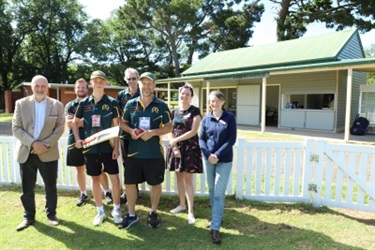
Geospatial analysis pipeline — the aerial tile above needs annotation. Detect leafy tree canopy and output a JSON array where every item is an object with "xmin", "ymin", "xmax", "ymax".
[{"xmin": 271, "ymin": 0, "xmax": 375, "ymax": 41}]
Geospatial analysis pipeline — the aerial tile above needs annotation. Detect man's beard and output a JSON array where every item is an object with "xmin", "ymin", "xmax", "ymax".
[
  {"xmin": 77, "ymin": 92, "xmax": 87, "ymax": 98},
  {"xmin": 34, "ymin": 92, "xmax": 46, "ymax": 99}
]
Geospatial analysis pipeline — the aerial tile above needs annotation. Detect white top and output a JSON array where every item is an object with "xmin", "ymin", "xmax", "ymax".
[{"xmin": 33, "ymin": 99, "xmax": 47, "ymax": 139}]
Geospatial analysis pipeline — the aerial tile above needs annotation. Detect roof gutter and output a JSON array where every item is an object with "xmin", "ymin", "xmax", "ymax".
[{"xmin": 158, "ymin": 58, "xmax": 375, "ymax": 84}]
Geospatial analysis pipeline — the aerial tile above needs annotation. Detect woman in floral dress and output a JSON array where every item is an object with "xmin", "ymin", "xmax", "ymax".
[{"xmin": 166, "ymin": 84, "xmax": 203, "ymax": 224}]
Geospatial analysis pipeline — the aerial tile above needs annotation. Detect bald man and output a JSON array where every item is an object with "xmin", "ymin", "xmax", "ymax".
[{"xmin": 12, "ymin": 75, "xmax": 65, "ymax": 231}]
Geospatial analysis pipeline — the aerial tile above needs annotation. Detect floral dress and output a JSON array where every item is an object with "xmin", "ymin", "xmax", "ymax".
[{"xmin": 166, "ymin": 105, "xmax": 203, "ymax": 173}]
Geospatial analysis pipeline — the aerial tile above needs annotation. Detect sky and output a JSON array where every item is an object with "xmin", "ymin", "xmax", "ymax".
[{"xmin": 79, "ymin": 0, "xmax": 374, "ymax": 49}]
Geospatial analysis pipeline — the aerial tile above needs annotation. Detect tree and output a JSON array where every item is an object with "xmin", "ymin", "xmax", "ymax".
[
  {"xmin": 0, "ymin": 0, "xmax": 88, "ymax": 89},
  {"xmin": 118, "ymin": 0, "xmax": 202, "ymax": 77},
  {"xmin": 118, "ymin": 0, "xmax": 264, "ymax": 77},
  {"xmin": 0, "ymin": 0, "xmax": 35, "ymax": 91},
  {"xmin": 270, "ymin": 0, "xmax": 375, "ymax": 41},
  {"xmin": 202, "ymin": 1, "xmax": 264, "ymax": 53},
  {"xmin": 22, "ymin": 0, "xmax": 88, "ymax": 83}
]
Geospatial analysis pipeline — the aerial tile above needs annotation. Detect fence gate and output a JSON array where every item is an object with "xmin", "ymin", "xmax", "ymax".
[{"xmin": 306, "ymin": 139, "xmax": 375, "ymax": 213}]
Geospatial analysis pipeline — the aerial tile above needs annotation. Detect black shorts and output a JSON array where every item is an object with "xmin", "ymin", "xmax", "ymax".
[
  {"xmin": 84, "ymin": 153, "xmax": 119, "ymax": 176},
  {"xmin": 125, "ymin": 158, "xmax": 165, "ymax": 186},
  {"xmin": 66, "ymin": 146, "xmax": 85, "ymax": 167}
]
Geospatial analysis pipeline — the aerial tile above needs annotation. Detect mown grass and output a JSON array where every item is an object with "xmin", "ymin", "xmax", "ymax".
[
  {"xmin": 1, "ymin": 184, "xmax": 374, "ymax": 250},
  {"xmin": 0, "ymin": 113, "xmax": 13, "ymax": 122}
]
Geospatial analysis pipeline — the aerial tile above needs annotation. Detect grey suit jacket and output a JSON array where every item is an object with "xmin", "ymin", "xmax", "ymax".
[{"xmin": 12, "ymin": 96, "xmax": 65, "ymax": 163}]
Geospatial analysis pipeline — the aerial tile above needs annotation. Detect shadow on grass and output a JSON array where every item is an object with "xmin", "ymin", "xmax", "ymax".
[
  {"xmin": 224, "ymin": 196, "xmax": 375, "ymax": 227},
  {"xmin": 33, "ymin": 220, "xmax": 127, "ymax": 249}
]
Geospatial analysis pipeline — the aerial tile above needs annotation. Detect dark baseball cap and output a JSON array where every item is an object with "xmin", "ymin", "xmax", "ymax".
[
  {"xmin": 139, "ymin": 72, "xmax": 156, "ymax": 82},
  {"xmin": 90, "ymin": 70, "xmax": 107, "ymax": 80}
]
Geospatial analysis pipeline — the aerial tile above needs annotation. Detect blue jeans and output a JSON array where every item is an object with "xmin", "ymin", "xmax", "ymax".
[{"xmin": 203, "ymin": 158, "xmax": 232, "ymax": 231}]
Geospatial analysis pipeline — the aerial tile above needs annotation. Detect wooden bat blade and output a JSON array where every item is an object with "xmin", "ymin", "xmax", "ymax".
[{"xmin": 82, "ymin": 126, "xmax": 119, "ymax": 148}]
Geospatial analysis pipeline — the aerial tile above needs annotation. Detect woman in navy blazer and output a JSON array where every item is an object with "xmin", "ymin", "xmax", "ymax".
[{"xmin": 199, "ymin": 90, "xmax": 237, "ymax": 244}]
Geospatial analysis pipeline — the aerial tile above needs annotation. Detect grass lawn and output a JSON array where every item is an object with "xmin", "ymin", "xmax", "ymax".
[
  {"xmin": 1, "ymin": 185, "xmax": 374, "ymax": 249},
  {"xmin": 0, "ymin": 113, "xmax": 13, "ymax": 122}
]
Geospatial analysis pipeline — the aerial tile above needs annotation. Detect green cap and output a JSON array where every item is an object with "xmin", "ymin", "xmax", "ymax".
[
  {"xmin": 90, "ymin": 70, "xmax": 107, "ymax": 80},
  {"xmin": 139, "ymin": 72, "xmax": 156, "ymax": 82}
]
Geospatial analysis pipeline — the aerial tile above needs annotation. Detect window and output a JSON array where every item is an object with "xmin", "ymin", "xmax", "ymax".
[{"xmin": 282, "ymin": 94, "xmax": 334, "ymax": 110}]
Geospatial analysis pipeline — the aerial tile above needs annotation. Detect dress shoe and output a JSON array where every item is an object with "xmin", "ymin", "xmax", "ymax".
[
  {"xmin": 47, "ymin": 215, "xmax": 60, "ymax": 226},
  {"xmin": 16, "ymin": 219, "xmax": 34, "ymax": 231},
  {"xmin": 210, "ymin": 230, "xmax": 221, "ymax": 244}
]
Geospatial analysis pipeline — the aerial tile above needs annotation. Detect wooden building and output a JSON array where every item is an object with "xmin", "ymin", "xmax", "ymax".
[{"xmin": 158, "ymin": 29, "xmax": 375, "ymax": 141}]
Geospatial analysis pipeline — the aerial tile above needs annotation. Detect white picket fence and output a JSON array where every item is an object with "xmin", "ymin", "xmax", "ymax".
[{"xmin": 1, "ymin": 136, "xmax": 374, "ymax": 213}]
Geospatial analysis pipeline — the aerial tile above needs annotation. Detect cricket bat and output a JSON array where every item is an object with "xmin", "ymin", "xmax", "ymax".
[{"xmin": 82, "ymin": 126, "xmax": 119, "ymax": 148}]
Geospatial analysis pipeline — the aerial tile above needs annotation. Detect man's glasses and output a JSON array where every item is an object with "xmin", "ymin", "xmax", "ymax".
[{"xmin": 126, "ymin": 77, "xmax": 137, "ymax": 81}]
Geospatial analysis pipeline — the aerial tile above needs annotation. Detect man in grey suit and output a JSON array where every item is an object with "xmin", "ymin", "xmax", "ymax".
[{"xmin": 12, "ymin": 75, "xmax": 65, "ymax": 231}]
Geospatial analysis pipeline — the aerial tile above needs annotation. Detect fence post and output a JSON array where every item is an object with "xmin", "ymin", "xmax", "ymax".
[
  {"xmin": 302, "ymin": 138, "xmax": 313, "ymax": 204},
  {"xmin": 236, "ymin": 138, "xmax": 245, "ymax": 200}
]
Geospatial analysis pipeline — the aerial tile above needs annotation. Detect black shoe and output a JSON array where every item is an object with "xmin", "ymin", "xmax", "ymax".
[
  {"xmin": 148, "ymin": 211, "xmax": 161, "ymax": 228},
  {"xmin": 47, "ymin": 215, "xmax": 60, "ymax": 226},
  {"xmin": 76, "ymin": 194, "xmax": 88, "ymax": 207},
  {"xmin": 120, "ymin": 192, "xmax": 127, "ymax": 205},
  {"xmin": 118, "ymin": 214, "xmax": 139, "ymax": 229},
  {"xmin": 210, "ymin": 230, "xmax": 221, "ymax": 244},
  {"xmin": 16, "ymin": 219, "xmax": 35, "ymax": 231},
  {"xmin": 105, "ymin": 192, "xmax": 113, "ymax": 205}
]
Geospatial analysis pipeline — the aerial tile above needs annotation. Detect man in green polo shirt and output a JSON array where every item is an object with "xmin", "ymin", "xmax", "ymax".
[
  {"xmin": 116, "ymin": 67, "xmax": 141, "ymax": 204},
  {"xmin": 65, "ymin": 78, "xmax": 113, "ymax": 207},
  {"xmin": 71, "ymin": 70, "xmax": 122, "ymax": 227},
  {"xmin": 119, "ymin": 72, "xmax": 172, "ymax": 229}
]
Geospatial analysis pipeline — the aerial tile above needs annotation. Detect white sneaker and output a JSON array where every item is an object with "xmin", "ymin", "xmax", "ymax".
[
  {"xmin": 111, "ymin": 209, "xmax": 123, "ymax": 224},
  {"xmin": 93, "ymin": 212, "xmax": 106, "ymax": 226},
  {"xmin": 188, "ymin": 213, "xmax": 195, "ymax": 224},
  {"xmin": 170, "ymin": 206, "xmax": 186, "ymax": 214}
]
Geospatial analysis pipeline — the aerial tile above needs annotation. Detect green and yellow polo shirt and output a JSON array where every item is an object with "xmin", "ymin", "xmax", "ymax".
[
  {"xmin": 122, "ymin": 96, "xmax": 171, "ymax": 159},
  {"xmin": 65, "ymin": 99, "xmax": 85, "ymax": 147},
  {"xmin": 116, "ymin": 87, "xmax": 140, "ymax": 138},
  {"xmin": 75, "ymin": 94, "xmax": 120, "ymax": 154}
]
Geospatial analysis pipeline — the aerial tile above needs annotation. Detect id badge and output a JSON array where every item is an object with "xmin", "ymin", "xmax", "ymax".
[
  {"xmin": 92, "ymin": 114, "xmax": 101, "ymax": 127},
  {"xmin": 139, "ymin": 117, "xmax": 150, "ymax": 130}
]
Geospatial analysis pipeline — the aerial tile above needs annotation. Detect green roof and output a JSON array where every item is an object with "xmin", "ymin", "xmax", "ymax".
[{"xmin": 182, "ymin": 29, "xmax": 359, "ymax": 76}]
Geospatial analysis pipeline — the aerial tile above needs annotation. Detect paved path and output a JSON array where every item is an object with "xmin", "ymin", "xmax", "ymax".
[
  {"xmin": 237, "ymin": 125, "xmax": 375, "ymax": 144},
  {"xmin": 0, "ymin": 122, "xmax": 12, "ymax": 136}
]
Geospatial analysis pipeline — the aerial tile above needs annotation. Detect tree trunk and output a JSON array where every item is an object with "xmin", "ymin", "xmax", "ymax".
[{"xmin": 276, "ymin": 0, "xmax": 292, "ymax": 41}]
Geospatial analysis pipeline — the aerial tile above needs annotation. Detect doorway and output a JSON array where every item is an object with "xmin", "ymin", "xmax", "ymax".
[{"xmin": 266, "ymin": 85, "xmax": 280, "ymax": 126}]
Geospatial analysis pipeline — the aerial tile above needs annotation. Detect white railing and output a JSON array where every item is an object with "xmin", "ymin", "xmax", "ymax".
[{"xmin": 1, "ymin": 137, "xmax": 374, "ymax": 213}]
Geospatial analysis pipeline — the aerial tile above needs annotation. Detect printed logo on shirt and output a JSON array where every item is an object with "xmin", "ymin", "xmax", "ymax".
[
  {"xmin": 151, "ymin": 107, "xmax": 159, "ymax": 113},
  {"xmin": 131, "ymin": 106, "xmax": 141, "ymax": 113},
  {"xmin": 102, "ymin": 104, "xmax": 109, "ymax": 111},
  {"xmin": 84, "ymin": 105, "xmax": 93, "ymax": 112}
]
